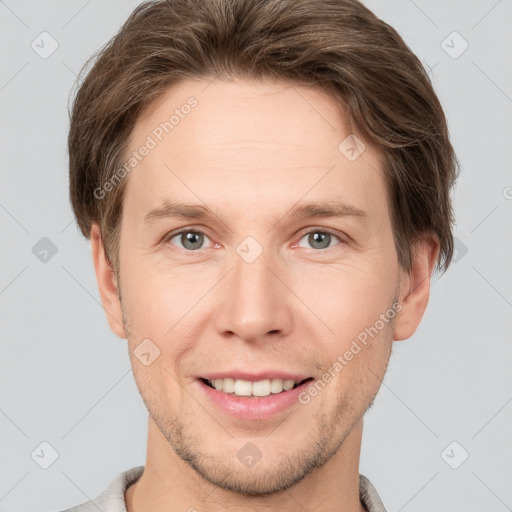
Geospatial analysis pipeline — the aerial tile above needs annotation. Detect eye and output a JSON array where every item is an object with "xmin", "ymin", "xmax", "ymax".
[
  {"xmin": 295, "ymin": 229, "xmax": 345, "ymax": 251},
  {"xmin": 166, "ymin": 229, "xmax": 213, "ymax": 251},
  {"xmin": 164, "ymin": 227, "xmax": 345, "ymax": 253}
]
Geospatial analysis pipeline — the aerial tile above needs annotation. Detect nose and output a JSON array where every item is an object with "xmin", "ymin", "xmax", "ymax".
[{"xmin": 214, "ymin": 245, "xmax": 293, "ymax": 344}]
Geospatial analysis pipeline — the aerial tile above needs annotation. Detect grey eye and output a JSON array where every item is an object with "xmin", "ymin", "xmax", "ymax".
[
  {"xmin": 170, "ymin": 231, "xmax": 209, "ymax": 251},
  {"xmin": 297, "ymin": 231, "xmax": 340, "ymax": 250}
]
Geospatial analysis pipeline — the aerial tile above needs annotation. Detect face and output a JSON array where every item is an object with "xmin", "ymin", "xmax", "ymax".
[{"xmin": 108, "ymin": 78, "xmax": 407, "ymax": 494}]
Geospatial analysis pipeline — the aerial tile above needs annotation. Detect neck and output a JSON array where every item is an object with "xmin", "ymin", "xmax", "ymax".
[{"xmin": 126, "ymin": 417, "xmax": 367, "ymax": 512}]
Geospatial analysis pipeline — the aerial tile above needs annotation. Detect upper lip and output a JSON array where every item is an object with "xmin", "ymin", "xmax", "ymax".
[{"xmin": 198, "ymin": 371, "xmax": 312, "ymax": 383}]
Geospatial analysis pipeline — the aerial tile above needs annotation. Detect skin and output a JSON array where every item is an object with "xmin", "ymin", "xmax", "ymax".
[{"xmin": 90, "ymin": 78, "xmax": 439, "ymax": 512}]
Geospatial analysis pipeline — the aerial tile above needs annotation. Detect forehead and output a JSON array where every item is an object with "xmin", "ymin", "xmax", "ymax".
[{"xmin": 123, "ymin": 78, "xmax": 387, "ymax": 222}]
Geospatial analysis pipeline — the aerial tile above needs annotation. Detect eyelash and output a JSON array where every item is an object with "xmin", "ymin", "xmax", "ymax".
[{"xmin": 163, "ymin": 227, "xmax": 346, "ymax": 254}]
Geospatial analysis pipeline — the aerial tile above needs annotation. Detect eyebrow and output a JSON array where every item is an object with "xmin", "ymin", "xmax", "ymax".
[{"xmin": 142, "ymin": 200, "xmax": 367, "ymax": 225}]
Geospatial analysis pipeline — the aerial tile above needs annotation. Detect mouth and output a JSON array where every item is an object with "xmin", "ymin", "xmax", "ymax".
[
  {"xmin": 196, "ymin": 374, "xmax": 316, "ymax": 420},
  {"xmin": 198, "ymin": 377, "xmax": 314, "ymax": 398}
]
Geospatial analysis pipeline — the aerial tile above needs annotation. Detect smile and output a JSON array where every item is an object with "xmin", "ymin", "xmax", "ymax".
[
  {"xmin": 200, "ymin": 377, "xmax": 313, "ymax": 398},
  {"xmin": 196, "ymin": 375, "xmax": 315, "ymax": 421}
]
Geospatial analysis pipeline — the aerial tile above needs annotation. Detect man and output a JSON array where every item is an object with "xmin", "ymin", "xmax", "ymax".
[{"xmin": 64, "ymin": 0, "xmax": 459, "ymax": 510}]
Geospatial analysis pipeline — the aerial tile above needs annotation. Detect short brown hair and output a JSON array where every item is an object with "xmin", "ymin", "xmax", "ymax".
[{"xmin": 68, "ymin": 0, "xmax": 459, "ymax": 276}]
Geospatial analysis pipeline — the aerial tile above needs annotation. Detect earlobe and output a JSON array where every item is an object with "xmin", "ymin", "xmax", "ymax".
[
  {"xmin": 90, "ymin": 223, "xmax": 127, "ymax": 339},
  {"xmin": 393, "ymin": 235, "xmax": 440, "ymax": 341}
]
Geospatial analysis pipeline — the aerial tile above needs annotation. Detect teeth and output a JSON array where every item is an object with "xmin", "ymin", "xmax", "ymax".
[{"xmin": 209, "ymin": 378, "xmax": 299, "ymax": 397}]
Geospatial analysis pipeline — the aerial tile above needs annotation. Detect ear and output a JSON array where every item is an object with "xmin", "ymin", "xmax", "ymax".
[
  {"xmin": 90, "ymin": 223, "xmax": 127, "ymax": 339},
  {"xmin": 393, "ymin": 234, "xmax": 440, "ymax": 341}
]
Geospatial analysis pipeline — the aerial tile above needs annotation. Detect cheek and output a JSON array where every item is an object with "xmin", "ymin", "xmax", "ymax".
[
  {"xmin": 120, "ymin": 260, "xmax": 191, "ymax": 333},
  {"xmin": 319, "ymin": 319, "xmax": 394, "ymax": 412},
  {"xmin": 120, "ymin": 236, "xmax": 398, "ymax": 346},
  {"xmin": 292, "ymin": 263, "xmax": 397, "ymax": 345},
  {"xmin": 120, "ymin": 266, "xmax": 202, "ymax": 377},
  {"xmin": 128, "ymin": 332, "xmax": 185, "ymax": 408}
]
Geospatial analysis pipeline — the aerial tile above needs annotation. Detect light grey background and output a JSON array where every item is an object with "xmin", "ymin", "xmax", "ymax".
[{"xmin": 1, "ymin": 1, "xmax": 511, "ymax": 511}]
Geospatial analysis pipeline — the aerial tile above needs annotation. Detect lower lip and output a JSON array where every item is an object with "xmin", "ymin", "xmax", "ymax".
[{"xmin": 196, "ymin": 379, "xmax": 313, "ymax": 421}]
